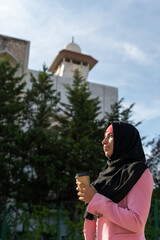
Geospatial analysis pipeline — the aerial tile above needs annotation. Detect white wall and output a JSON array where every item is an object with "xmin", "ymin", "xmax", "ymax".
[{"xmin": 26, "ymin": 70, "xmax": 118, "ymax": 119}]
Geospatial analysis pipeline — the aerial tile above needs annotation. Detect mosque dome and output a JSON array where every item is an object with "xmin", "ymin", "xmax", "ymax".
[{"xmin": 64, "ymin": 38, "xmax": 81, "ymax": 53}]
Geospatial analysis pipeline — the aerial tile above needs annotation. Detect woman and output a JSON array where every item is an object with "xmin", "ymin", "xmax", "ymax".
[{"xmin": 76, "ymin": 122, "xmax": 153, "ymax": 240}]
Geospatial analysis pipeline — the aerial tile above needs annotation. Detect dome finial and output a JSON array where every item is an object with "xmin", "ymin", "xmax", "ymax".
[{"xmin": 64, "ymin": 38, "xmax": 81, "ymax": 53}]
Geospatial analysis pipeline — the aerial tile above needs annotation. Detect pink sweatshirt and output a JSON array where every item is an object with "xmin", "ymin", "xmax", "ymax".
[{"xmin": 84, "ymin": 169, "xmax": 153, "ymax": 240}]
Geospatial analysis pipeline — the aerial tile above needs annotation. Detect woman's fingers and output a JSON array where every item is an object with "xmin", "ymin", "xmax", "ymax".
[
  {"xmin": 76, "ymin": 182, "xmax": 97, "ymax": 203},
  {"xmin": 77, "ymin": 190, "xmax": 85, "ymax": 201},
  {"xmin": 76, "ymin": 181, "xmax": 87, "ymax": 193},
  {"xmin": 76, "ymin": 181, "xmax": 86, "ymax": 188},
  {"xmin": 77, "ymin": 191, "xmax": 84, "ymax": 196},
  {"xmin": 79, "ymin": 196, "xmax": 85, "ymax": 201}
]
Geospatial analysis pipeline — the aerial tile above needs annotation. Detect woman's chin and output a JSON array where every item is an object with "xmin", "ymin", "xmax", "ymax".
[{"xmin": 105, "ymin": 152, "xmax": 110, "ymax": 158}]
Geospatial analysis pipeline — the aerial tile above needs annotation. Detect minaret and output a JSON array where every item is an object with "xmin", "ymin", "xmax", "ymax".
[{"xmin": 48, "ymin": 38, "xmax": 98, "ymax": 79}]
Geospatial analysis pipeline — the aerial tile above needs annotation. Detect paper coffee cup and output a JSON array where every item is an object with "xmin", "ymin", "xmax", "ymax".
[{"xmin": 75, "ymin": 172, "xmax": 90, "ymax": 186}]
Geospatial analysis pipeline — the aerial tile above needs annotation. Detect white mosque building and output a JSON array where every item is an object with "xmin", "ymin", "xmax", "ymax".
[{"xmin": 0, "ymin": 34, "xmax": 118, "ymax": 119}]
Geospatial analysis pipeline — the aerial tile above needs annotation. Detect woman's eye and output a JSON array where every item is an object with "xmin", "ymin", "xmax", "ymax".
[{"xmin": 109, "ymin": 135, "xmax": 113, "ymax": 139}]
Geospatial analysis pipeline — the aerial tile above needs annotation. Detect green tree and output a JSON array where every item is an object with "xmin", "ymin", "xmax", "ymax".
[
  {"xmin": 105, "ymin": 97, "xmax": 141, "ymax": 126},
  {"xmin": 146, "ymin": 136, "xmax": 160, "ymax": 188},
  {"xmin": 0, "ymin": 59, "xmax": 26, "ymax": 207},
  {"xmin": 60, "ymin": 70, "xmax": 105, "ymax": 201},
  {"xmin": 23, "ymin": 65, "xmax": 62, "ymax": 205}
]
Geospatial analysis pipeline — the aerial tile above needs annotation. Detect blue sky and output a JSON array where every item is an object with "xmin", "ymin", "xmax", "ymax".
[{"xmin": 1, "ymin": 0, "xmax": 160, "ymax": 150}]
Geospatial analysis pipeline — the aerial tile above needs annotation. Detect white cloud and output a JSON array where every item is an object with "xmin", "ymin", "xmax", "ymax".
[
  {"xmin": 121, "ymin": 42, "xmax": 147, "ymax": 63},
  {"xmin": 0, "ymin": 0, "xmax": 152, "ymax": 69},
  {"xmin": 113, "ymin": 41, "xmax": 147, "ymax": 63},
  {"xmin": 0, "ymin": 0, "xmax": 103, "ymax": 70},
  {"xmin": 127, "ymin": 100, "xmax": 160, "ymax": 122}
]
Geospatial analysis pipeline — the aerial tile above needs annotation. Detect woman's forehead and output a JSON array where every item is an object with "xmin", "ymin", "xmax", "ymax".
[{"xmin": 105, "ymin": 124, "xmax": 113, "ymax": 134}]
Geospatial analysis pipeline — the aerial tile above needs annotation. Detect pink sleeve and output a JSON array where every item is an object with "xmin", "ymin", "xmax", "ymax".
[
  {"xmin": 87, "ymin": 169, "xmax": 153, "ymax": 233},
  {"xmin": 83, "ymin": 219, "xmax": 96, "ymax": 240}
]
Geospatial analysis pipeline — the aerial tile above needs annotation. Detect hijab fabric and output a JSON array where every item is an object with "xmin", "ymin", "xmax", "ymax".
[{"xmin": 85, "ymin": 122, "xmax": 148, "ymax": 220}]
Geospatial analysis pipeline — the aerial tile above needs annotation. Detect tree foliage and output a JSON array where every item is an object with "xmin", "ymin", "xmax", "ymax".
[
  {"xmin": 0, "ymin": 59, "xmax": 26, "ymax": 207},
  {"xmin": 105, "ymin": 97, "xmax": 141, "ymax": 126},
  {"xmin": 146, "ymin": 136, "xmax": 160, "ymax": 188},
  {"xmin": 0, "ymin": 62, "xmax": 146, "ymax": 205},
  {"xmin": 22, "ymin": 65, "xmax": 63, "ymax": 205},
  {"xmin": 60, "ymin": 70, "xmax": 105, "ymax": 200}
]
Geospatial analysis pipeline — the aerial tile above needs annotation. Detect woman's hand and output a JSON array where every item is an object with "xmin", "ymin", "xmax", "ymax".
[{"xmin": 76, "ymin": 181, "xmax": 97, "ymax": 203}]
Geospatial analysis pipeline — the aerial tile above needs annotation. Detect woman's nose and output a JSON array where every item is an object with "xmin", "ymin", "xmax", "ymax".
[{"xmin": 102, "ymin": 138, "xmax": 107, "ymax": 144}]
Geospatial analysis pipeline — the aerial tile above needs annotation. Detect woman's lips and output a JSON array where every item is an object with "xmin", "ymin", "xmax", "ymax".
[{"xmin": 104, "ymin": 146, "xmax": 110, "ymax": 151}]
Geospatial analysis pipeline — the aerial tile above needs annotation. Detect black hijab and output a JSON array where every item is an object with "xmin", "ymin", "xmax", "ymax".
[{"xmin": 85, "ymin": 122, "xmax": 148, "ymax": 220}]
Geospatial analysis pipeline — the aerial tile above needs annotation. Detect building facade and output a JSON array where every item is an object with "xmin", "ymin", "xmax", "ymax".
[{"xmin": 0, "ymin": 34, "xmax": 118, "ymax": 118}]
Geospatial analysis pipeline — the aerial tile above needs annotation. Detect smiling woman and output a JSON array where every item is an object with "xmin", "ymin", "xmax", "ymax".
[{"xmin": 76, "ymin": 122, "xmax": 153, "ymax": 240}]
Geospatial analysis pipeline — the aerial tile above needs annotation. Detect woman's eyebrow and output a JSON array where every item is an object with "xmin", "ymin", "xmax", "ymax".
[
  {"xmin": 104, "ymin": 133, "xmax": 113, "ymax": 138},
  {"xmin": 108, "ymin": 133, "xmax": 114, "ymax": 137}
]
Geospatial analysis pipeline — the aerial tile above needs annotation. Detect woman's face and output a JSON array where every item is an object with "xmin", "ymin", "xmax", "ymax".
[{"xmin": 102, "ymin": 132, "xmax": 114, "ymax": 158}]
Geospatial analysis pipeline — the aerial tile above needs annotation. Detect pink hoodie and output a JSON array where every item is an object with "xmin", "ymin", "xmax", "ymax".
[{"xmin": 83, "ymin": 168, "xmax": 153, "ymax": 240}]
